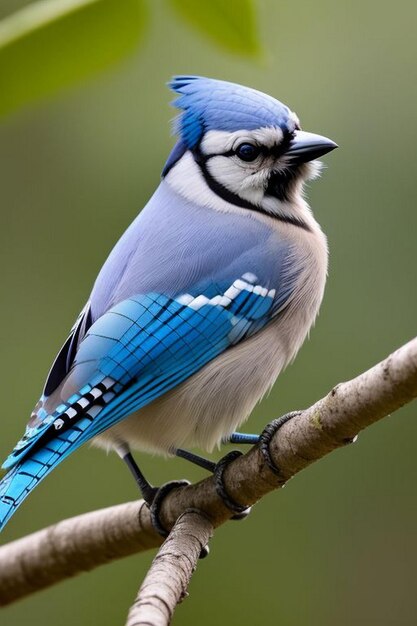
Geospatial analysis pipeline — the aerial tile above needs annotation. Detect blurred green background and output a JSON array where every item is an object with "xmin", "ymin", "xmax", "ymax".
[{"xmin": 0, "ymin": 0, "xmax": 416, "ymax": 624}]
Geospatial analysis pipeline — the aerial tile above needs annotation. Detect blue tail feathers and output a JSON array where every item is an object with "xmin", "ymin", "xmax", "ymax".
[{"xmin": 0, "ymin": 415, "xmax": 93, "ymax": 531}]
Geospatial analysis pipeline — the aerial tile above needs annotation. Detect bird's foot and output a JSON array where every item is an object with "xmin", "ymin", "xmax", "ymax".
[
  {"xmin": 148, "ymin": 479, "xmax": 191, "ymax": 536},
  {"xmin": 149, "ymin": 479, "xmax": 211, "ymax": 558},
  {"xmin": 120, "ymin": 448, "xmax": 208, "ymax": 556},
  {"xmin": 174, "ymin": 447, "xmax": 250, "ymax": 521},
  {"xmin": 213, "ymin": 450, "xmax": 251, "ymax": 520},
  {"xmin": 259, "ymin": 411, "xmax": 302, "ymax": 477}
]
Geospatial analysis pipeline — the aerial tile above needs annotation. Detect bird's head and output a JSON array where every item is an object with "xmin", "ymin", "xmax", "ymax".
[{"xmin": 163, "ymin": 76, "xmax": 337, "ymax": 227}]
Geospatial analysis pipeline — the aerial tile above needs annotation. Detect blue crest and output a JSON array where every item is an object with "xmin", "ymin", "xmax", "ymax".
[{"xmin": 169, "ymin": 75, "xmax": 295, "ymax": 149}]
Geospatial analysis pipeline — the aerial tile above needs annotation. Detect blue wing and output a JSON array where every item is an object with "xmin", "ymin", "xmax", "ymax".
[{"xmin": 0, "ymin": 275, "xmax": 281, "ymax": 529}]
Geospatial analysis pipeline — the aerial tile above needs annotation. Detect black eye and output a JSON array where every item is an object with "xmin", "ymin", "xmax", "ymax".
[{"xmin": 235, "ymin": 143, "xmax": 260, "ymax": 162}]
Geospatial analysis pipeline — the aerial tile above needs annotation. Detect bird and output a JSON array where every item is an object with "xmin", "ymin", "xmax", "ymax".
[{"xmin": 0, "ymin": 76, "xmax": 337, "ymax": 533}]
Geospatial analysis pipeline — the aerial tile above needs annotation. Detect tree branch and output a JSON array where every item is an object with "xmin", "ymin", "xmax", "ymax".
[
  {"xmin": 0, "ymin": 500, "xmax": 160, "ymax": 606},
  {"xmin": 0, "ymin": 336, "xmax": 416, "ymax": 607},
  {"xmin": 125, "ymin": 510, "xmax": 213, "ymax": 626}
]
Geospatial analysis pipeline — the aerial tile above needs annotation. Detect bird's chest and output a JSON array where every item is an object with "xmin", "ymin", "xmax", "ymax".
[{"xmin": 96, "ymin": 224, "xmax": 327, "ymax": 455}]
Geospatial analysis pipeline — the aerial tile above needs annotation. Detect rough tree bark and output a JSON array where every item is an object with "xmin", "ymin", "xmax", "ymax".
[
  {"xmin": 0, "ymin": 336, "xmax": 416, "ymax": 623},
  {"xmin": 126, "ymin": 510, "xmax": 213, "ymax": 626}
]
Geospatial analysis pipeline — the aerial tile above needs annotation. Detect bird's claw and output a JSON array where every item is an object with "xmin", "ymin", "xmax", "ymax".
[
  {"xmin": 214, "ymin": 450, "xmax": 251, "ymax": 520},
  {"xmin": 149, "ymin": 480, "xmax": 210, "ymax": 559},
  {"xmin": 149, "ymin": 479, "xmax": 191, "ymax": 538},
  {"xmin": 259, "ymin": 411, "xmax": 302, "ymax": 477}
]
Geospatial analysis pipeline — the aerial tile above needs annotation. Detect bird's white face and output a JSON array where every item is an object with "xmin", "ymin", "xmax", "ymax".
[
  {"xmin": 165, "ymin": 123, "xmax": 335, "ymax": 229},
  {"xmin": 198, "ymin": 125, "xmax": 320, "ymax": 209}
]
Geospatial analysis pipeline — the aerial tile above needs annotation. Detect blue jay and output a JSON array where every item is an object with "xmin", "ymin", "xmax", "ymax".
[{"xmin": 0, "ymin": 76, "xmax": 336, "ymax": 533}]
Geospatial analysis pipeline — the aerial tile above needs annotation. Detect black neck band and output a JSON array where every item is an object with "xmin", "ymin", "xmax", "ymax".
[{"xmin": 192, "ymin": 147, "xmax": 311, "ymax": 232}]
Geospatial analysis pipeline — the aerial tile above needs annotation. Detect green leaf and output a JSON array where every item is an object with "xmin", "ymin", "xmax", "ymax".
[
  {"xmin": 168, "ymin": 0, "xmax": 260, "ymax": 58},
  {"xmin": 0, "ymin": 0, "xmax": 148, "ymax": 118}
]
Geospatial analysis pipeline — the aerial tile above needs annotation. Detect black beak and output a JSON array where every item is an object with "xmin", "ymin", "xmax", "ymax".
[{"xmin": 286, "ymin": 130, "xmax": 338, "ymax": 164}]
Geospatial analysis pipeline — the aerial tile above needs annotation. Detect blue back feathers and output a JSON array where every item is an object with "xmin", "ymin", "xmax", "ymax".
[{"xmin": 169, "ymin": 75, "xmax": 296, "ymax": 149}]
